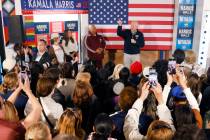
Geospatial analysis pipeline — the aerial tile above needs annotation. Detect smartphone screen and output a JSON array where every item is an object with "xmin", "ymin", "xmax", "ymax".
[
  {"xmin": 149, "ymin": 68, "xmax": 158, "ymax": 87},
  {"xmin": 20, "ymin": 71, "xmax": 26, "ymax": 83},
  {"xmin": 168, "ymin": 59, "xmax": 176, "ymax": 74},
  {"xmin": 178, "ymin": 65, "xmax": 184, "ymax": 74}
]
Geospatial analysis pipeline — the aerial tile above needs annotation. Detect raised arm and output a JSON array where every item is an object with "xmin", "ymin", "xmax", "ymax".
[
  {"xmin": 117, "ymin": 19, "xmax": 126, "ymax": 38},
  {"xmin": 162, "ymin": 72, "xmax": 173, "ymax": 104},
  {"xmin": 21, "ymin": 76, "xmax": 42, "ymax": 129},
  {"xmin": 123, "ymin": 82, "xmax": 150, "ymax": 140},
  {"xmin": 151, "ymin": 83, "xmax": 174, "ymax": 129},
  {"xmin": 176, "ymin": 69, "xmax": 200, "ymax": 111}
]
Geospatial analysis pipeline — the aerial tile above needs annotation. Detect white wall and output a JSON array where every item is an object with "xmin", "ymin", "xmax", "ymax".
[
  {"xmin": 80, "ymin": 14, "xmax": 89, "ymax": 63},
  {"xmin": 197, "ymin": 0, "xmax": 210, "ymax": 70},
  {"xmin": 192, "ymin": 0, "xmax": 204, "ymax": 54},
  {"xmin": 15, "ymin": 0, "xmax": 22, "ymax": 15},
  {"xmin": 172, "ymin": 0, "xmax": 179, "ymax": 52},
  {"xmin": 0, "ymin": 1, "xmax": 5, "ymax": 44}
]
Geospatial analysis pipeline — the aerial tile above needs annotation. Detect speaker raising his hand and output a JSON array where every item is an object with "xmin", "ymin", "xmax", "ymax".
[{"xmin": 117, "ymin": 19, "xmax": 123, "ymax": 26}]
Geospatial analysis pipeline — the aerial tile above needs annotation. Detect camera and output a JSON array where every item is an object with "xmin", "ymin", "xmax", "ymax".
[
  {"xmin": 149, "ymin": 68, "xmax": 158, "ymax": 87},
  {"xmin": 168, "ymin": 58, "xmax": 176, "ymax": 74}
]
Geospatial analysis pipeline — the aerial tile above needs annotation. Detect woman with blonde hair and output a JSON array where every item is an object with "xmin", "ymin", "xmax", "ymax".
[
  {"xmin": 0, "ymin": 72, "xmax": 28, "ymax": 119},
  {"xmin": 184, "ymin": 50, "xmax": 205, "ymax": 77},
  {"xmin": 56, "ymin": 108, "xmax": 85, "ymax": 140},
  {"xmin": 25, "ymin": 122, "xmax": 52, "ymax": 140},
  {"xmin": 1, "ymin": 101, "xmax": 19, "ymax": 122},
  {"xmin": 108, "ymin": 64, "xmax": 124, "ymax": 80},
  {"xmin": 75, "ymin": 72, "xmax": 91, "ymax": 83}
]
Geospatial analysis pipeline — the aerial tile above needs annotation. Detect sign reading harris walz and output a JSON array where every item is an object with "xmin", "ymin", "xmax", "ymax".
[
  {"xmin": 176, "ymin": 0, "xmax": 196, "ymax": 50},
  {"xmin": 65, "ymin": 21, "xmax": 78, "ymax": 31},
  {"xmin": 35, "ymin": 22, "xmax": 49, "ymax": 34},
  {"xmin": 21, "ymin": 0, "xmax": 88, "ymax": 14}
]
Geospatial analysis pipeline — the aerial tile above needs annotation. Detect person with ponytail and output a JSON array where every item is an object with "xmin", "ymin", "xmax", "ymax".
[{"xmin": 88, "ymin": 113, "xmax": 116, "ymax": 140}]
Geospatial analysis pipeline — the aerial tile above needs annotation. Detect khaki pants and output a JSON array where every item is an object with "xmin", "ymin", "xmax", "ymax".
[{"xmin": 124, "ymin": 53, "xmax": 140, "ymax": 68}]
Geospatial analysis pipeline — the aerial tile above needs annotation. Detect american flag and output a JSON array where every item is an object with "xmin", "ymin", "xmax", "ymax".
[{"xmin": 89, "ymin": 0, "xmax": 175, "ymax": 50}]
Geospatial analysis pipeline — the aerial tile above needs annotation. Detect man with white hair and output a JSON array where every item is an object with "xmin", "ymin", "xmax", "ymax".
[
  {"xmin": 117, "ymin": 19, "xmax": 145, "ymax": 68},
  {"xmin": 84, "ymin": 24, "xmax": 106, "ymax": 69}
]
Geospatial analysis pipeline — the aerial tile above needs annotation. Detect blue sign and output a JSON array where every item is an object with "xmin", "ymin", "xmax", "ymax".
[
  {"xmin": 35, "ymin": 22, "xmax": 49, "ymax": 34},
  {"xmin": 21, "ymin": 0, "xmax": 88, "ymax": 11},
  {"xmin": 179, "ymin": 0, "xmax": 196, "ymax": 4},
  {"xmin": 176, "ymin": 0, "xmax": 196, "ymax": 50},
  {"xmin": 65, "ymin": 21, "xmax": 78, "ymax": 31}
]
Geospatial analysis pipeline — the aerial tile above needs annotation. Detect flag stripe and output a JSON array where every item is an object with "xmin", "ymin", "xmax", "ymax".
[
  {"xmin": 128, "ymin": 21, "xmax": 174, "ymax": 25},
  {"xmin": 129, "ymin": 0, "xmax": 174, "ymax": 4},
  {"xmin": 97, "ymin": 29, "xmax": 173, "ymax": 33},
  {"xmin": 106, "ymin": 45, "xmax": 172, "ymax": 50},
  {"xmin": 129, "ymin": 16, "xmax": 173, "ymax": 21},
  {"xmin": 128, "ymin": 4, "xmax": 175, "ymax": 8},
  {"xmin": 106, "ymin": 37, "xmax": 173, "ymax": 41},
  {"xmin": 106, "ymin": 41, "xmax": 172, "ymax": 46},
  {"xmin": 95, "ymin": 25, "xmax": 174, "ymax": 29},
  {"xmin": 129, "ymin": 8, "xmax": 174, "ymax": 13},
  {"xmin": 129, "ymin": 12, "xmax": 174, "ymax": 17},
  {"xmin": 101, "ymin": 33, "xmax": 173, "ymax": 38}
]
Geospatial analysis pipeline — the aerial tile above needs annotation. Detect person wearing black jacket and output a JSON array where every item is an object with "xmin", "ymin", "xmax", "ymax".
[
  {"xmin": 32, "ymin": 39, "xmax": 52, "ymax": 69},
  {"xmin": 117, "ymin": 19, "xmax": 145, "ymax": 68}
]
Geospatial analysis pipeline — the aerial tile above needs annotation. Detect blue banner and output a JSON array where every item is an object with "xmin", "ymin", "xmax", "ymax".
[
  {"xmin": 176, "ymin": 0, "xmax": 196, "ymax": 50},
  {"xmin": 21, "ymin": 0, "xmax": 88, "ymax": 11},
  {"xmin": 35, "ymin": 22, "xmax": 49, "ymax": 34},
  {"xmin": 65, "ymin": 21, "xmax": 78, "ymax": 31}
]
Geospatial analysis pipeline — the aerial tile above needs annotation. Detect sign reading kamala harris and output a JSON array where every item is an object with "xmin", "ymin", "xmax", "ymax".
[
  {"xmin": 35, "ymin": 22, "xmax": 49, "ymax": 34},
  {"xmin": 21, "ymin": 0, "xmax": 88, "ymax": 12},
  {"xmin": 65, "ymin": 21, "xmax": 78, "ymax": 31},
  {"xmin": 176, "ymin": 0, "xmax": 196, "ymax": 50}
]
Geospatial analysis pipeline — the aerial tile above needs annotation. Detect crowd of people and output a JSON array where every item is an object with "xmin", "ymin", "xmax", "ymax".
[{"xmin": 0, "ymin": 23, "xmax": 210, "ymax": 140}]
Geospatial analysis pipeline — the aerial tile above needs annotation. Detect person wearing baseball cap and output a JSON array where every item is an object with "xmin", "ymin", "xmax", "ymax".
[{"xmin": 49, "ymin": 33, "xmax": 65, "ymax": 65}]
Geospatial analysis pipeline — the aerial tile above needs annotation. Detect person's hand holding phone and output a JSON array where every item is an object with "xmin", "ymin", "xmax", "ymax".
[
  {"xmin": 176, "ymin": 68, "xmax": 187, "ymax": 89},
  {"xmin": 22, "ymin": 75, "xmax": 31, "ymax": 93},
  {"xmin": 168, "ymin": 58, "xmax": 176, "ymax": 75},
  {"xmin": 17, "ymin": 78, "xmax": 23, "ymax": 91},
  {"xmin": 151, "ymin": 82, "xmax": 164, "ymax": 105},
  {"xmin": 139, "ymin": 81, "xmax": 150, "ymax": 102}
]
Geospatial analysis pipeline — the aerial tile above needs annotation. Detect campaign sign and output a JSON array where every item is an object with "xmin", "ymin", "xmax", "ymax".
[
  {"xmin": 35, "ymin": 22, "xmax": 49, "ymax": 34},
  {"xmin": 21, "ymin": 0, "xmax": 88, "ymax": 11},
  {"xmin": 65, "ymin": 21, "xmax": 78, "ymax": 31},
  {"xmin": 50, "ymin": 21, "xmax": 64, "ymax": 33},
  {"xmin": 176, "ymin": 0, "xmax": 196, "ymax": 50}
]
